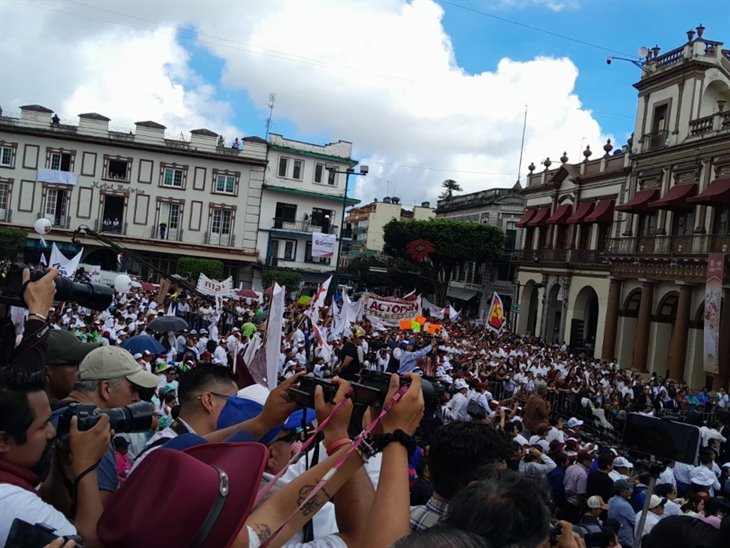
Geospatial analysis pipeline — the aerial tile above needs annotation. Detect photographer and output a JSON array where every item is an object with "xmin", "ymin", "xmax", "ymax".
[
  {"xmin": 0, "ymin": 368, "xmax": 111, "ymax": 547},
  {"xmin": 4, "ymin": 268, "xmax": 58, "ymax": 370},
  {"xmin": 398, "ymin": 338, "xmax": 438, "ymax": 375},
  {"xmin": 50, "ymin": 346, "xmax": 159, "ymax": 510}
]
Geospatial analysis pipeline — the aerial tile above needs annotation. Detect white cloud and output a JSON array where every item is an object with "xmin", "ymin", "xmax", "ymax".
[
  {"xmin": 499, "ymin": 0, "xmax": 581, "ymax": 13},
  {"xmin": 0, "ymin": 0, "xmax": 607, "ymax": 207}
]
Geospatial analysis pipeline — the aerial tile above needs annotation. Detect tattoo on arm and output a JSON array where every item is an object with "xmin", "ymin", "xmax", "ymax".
[
  {"xmin": 251, "ymin": 523, "xmax": 272, "ymax": 542},
  {"xmin": 296, "ymin": 484, "xmax": 330, "ymax": 517}
]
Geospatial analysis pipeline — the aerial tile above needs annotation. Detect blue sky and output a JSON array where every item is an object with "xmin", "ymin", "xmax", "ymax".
[{"xmin": 2, "ymin": 0, "xmax": 729, "ymax": 205}]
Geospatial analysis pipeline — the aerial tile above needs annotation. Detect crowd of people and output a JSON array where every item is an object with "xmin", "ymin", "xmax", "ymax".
[{"xmin": 1, "ymin": 267, "xmax": 729, "ymax": 548}]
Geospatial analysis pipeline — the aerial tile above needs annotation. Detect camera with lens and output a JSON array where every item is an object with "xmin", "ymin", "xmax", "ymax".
[
  {"xmin": 0, "ymin": 263, "xmax": 114, "ymax": 310},
  {"xmin": 56, "ymin": 401, "xmax": 155, "ymax": 439},
  {"xmin": 288, "ymin": 376, "xmax": 339, "ymax": 409},
  {"xmin": 353, "ymin": 370, "xmax": 437, "ymax": 410}
]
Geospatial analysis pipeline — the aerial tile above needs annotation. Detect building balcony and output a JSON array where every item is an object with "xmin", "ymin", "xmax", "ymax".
[
  {"xmin": 638, "ymin": 130, "xmax": 668, "ymax": 153},
  {"xmin": 512, "ymin": 248, "xmax": 610, "ymax": 266},
  {"xmin": 606, "ymin": 234, "xmax": 730, "ymax": 256},
  {"xmin": 272, "ymin": 217, "xmax": 338, "ymax": 234},
  {"xmin": 688, "ymin": 111, "xmax": 730, "ymax": 137}
]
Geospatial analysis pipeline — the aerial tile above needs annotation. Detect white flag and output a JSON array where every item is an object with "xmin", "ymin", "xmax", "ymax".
[
  {"xmin": 309, "ymin": 275, "xmax": 332, "ymax": 325},
  {"xmin": 39, "ymin": 253, "xmax": 47, "ymax": 267},
  {"xmin": 265, "ymin": 283, "xmax": 286, "ymax": 390},
  {"xmin": 448, "ymin": 305, "xmax": 460, "ymax": 321},
  {"xmin": 311, "ymin": 232, "xmax": 336, "ymax": 258},
  {"xmin": 49, "ymin": 243, "xmax": 82, "ymax": 279}
]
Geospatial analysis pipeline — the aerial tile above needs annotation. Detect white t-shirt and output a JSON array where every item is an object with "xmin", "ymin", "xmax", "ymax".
[
  {"xmin": 247, "ymin": 527, "xmax": 347, "ymax": 548},
  {"xmin": 0, "ymin": 484, "xmax": 77, "ymax": 546}
]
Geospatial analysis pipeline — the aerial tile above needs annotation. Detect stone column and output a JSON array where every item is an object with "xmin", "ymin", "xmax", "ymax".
[
  {"xmin": 632, "ymin": 281, "xmax": 654, "ymax": 372},
  {"xmin": 669, "ymin": 284, "xmax": 692, "ymax": 382},
  {"xmin": 715, "ymin": 288, "xmax": 730, "ymax": 390},
  {"xmin": 601, "ymin": 278, "xmax": 623, "ymax": 361}
]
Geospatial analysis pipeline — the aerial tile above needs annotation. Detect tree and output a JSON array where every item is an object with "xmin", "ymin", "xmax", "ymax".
[
  {"xmin": 263, "ymin": 270, "xmax": 303, "ymax": 291},
  {"xmin": 383, "ymin": 219, "xmax": 504, "ymax": 305},
  {"xmin": 0, "ymin": 227, "xmax": 27, "ymax": 259},
  {"xmin": 176, "ymin": 257, "xmax": 225, "ymax": 281},
  {"xmin": 439, "ymin": 179, "xmax": 462, "ymax": 200},
  {"xmin": 345, "ymin": 253, "xmax": 431, "ymax": 293}
]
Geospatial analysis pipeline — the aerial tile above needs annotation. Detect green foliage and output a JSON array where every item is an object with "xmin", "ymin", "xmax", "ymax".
[
  {"xmin": 0, "ymin": 227, "xmax": 27, "ymax": 259},
  {"xmin": 439, "ymin": 179, "xmax": 463, "ymax": 200},
  {"xmin": 263, "ymin": 270, "xmax": 303, "ymax": 290},
  {"xmin": 383, "ymin": 218, "xmax": 505, "ymax": 304},
  {"xmin": 345, "ymin": 253, "xmax": 431, "ymax": 292},
  {"xmin": 176, "ymin": 257, "xmax": 225, "ymax": 281}
]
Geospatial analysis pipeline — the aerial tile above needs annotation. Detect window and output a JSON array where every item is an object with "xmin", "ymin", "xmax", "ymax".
[
  {"xmin": 292, "ymin": 160, "xmax": 303, "ymax": 180},
  {"xmin": 271, "ymin": 238, "xmax": 297, "ymax": 260},
  {"xmin": 314, "ymin": 163, "xmax": 324, "ymax": 183},
  {"xmin": 305, "ymin": 241, "xmax": 331, "ymax": 264},
  {"xmin": 215, "ymin": 174, "xmax": 235, "ymax": 194},
  {"xmin": 158, "ymin": 202, "xmax": 181, "ymax": 240},
  {"xmin": 672, "ymin": 210, "xmax": 694, "ymax": 236},
  {"xmin": 0, "ymin": 182, "xmax": 9, "ymax": 221},
  {"xmin": 45, "ymin": 187, "xmax": 69, "ymax": 226},
  {"xmin": 163, "ymin": 167, "xmax": 184, "ymax": 188},
  {"xmin": 209, "ymin": 208, "xmax": 233, "ymax": 246},
  {"xmin": 327, "ymin": 169, "xmax": 336, "ymax": 185},
  {"xmin": 310, "ymin": 208, "xmax": 333, "ymax": 233},
  {"xmin": 106, "ymin": 158, "xmax": 130, "ymax": 181},
  {"xmin": 274, "ymin": 202, "xmax": 297, "ymax": 228},
  {"xmin": 284, "ymin": 241, "xmax": 294, "ymax": 260},
  {"xmin": 101, "ymin": 195, "xmax": 125, "ymax": 233},
  {"xmin": 623, "ymin": 290, "xmax": 642, "ymax": 316},
  {"xmin": 0, "ymin": 145, "xmax": 14, "ymax": 167},
  {"xmin": 50, "ymin": 152, "xmax": 72, "ymax": 171},
  {"xmin": 714, "ymin": 207, "xmax": 730, "ymax": 235},
  {"xmin": 278, "ymin": 157, "xmax": 288, "ymax": 177}
]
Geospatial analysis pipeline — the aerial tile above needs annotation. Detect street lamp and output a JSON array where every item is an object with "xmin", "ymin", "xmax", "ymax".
[{"xmin": 326, "ymin": 164, "xmax": 368, "ymax": 293}]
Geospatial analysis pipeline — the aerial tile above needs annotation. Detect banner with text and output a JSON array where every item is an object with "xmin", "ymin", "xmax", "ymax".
[
  {"xmin": 363, "ymin": 293, "xmax": 420, "ymax": 326},
  {"xmin": 704, "ymin": 253, "xmax": 724, "ymax": 374},
  {"xmin": 196, "ymin": 273, "xmax": 234, "ymax": 298},
  {"xmin": 312, "ymin": 232, "xmax": 336, "ymax": 258}
]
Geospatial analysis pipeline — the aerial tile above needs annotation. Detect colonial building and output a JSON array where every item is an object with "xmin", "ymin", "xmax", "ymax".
[
  {"xmin": 0, "ymin": 105, "xmax": 266, "ymax": 283},
  {"xmin": 255, "ymin": 133, "xmax": 360, "ymax": 284},
  {"xmin": 436, "ymin": 187, "xmax": 524, "ymax": 318},
  {"xmin": 515, "ymin": 26, "xmax": 730, "ymax": 390},
  {"xmin": 344, "ymin": 197, "xmax": 435, "ymax": 256}
]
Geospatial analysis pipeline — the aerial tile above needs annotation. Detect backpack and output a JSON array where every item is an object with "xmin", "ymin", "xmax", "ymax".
[{"xmin": 467, "ymin": 397, "xmax": 487, "ymax": 420}]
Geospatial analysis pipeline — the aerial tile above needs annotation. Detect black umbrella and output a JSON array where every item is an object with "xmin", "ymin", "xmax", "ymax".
[{"xmin": 147, "ymin": 316, "xmax": 189, "ymax": 333}]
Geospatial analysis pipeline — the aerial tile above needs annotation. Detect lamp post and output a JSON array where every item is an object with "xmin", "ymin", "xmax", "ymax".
[{"xmin": 326, "ymin": 164, "xmax": 368, "ymax": 294}]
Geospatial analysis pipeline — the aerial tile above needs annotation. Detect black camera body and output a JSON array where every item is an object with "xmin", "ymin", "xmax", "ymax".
[
  {"xmin": 0, "ymin": 263, "xmax": 114, "ymax": 310},
  {"xmin": 288, "ymin": 370, "xmax": 439, "ymax": 410},
  {"xmin": 6, "ymin": 518, "xmax": 83, "ymax": 548},
  {"xmin": 56, "ymin": 401, "xmax": 154, "ymax": 438}
]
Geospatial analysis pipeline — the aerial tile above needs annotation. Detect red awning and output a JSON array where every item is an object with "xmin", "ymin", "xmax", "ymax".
[
  {"xmin": 516, "ymin": 209, "xmax": 536, "ymax": 228},
  {"xmin": 648, "ymin": 183, "xmax": 697, "ymax": 211},
  {"xmin": 584, "ymin": 200, "xmax": 615, "ymax": 223},
  {"xmin": 527, "ymin": 207, "xmax": 551, "ymax": 227},
  {"xmin": 566, "ymin": 202, "xmax": 595, "ymax": 224},
  {"xmin": 546, "ymin": 204, "xmax": 573, "ymax": 225},
  {"xmin": 687, "ymin": 177, "xmax": 730, "ymax": 206},
  {"xmin": 615, "ymin": 188, "xmax": 660, "ymax": 214}
]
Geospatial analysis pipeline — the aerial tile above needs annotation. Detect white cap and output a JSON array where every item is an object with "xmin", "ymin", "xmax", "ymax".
[
  {"xmin": 648, "ymin": 495, "xmax": 666, "ymax": 509},
  {"xmin": 613, "ymin": 456, "xmax": 633, "ymax": 469},
  {"xmin": 567, "ymin": 417, "xmax": 584, "ymax": 428},
  {"xmin": 454, "ymin": 379, "xmax": 468, "ymax": 390},
  {"xmin": 691, "ymin": 466, "xmax": 718, "ymax": 487}
]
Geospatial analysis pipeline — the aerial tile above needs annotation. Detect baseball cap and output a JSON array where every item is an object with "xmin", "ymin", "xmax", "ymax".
[
  {"xmin": 79, "ymin": 346, "xmax": 160, "ymax": 389},
  {"xmin": 454, "ymin": 378, "xmax": 468, "ymax": 390},
  {"xmin": 648, "ymin": 495, "xmax": 666, "ymax": 509},
  {"xmin": 576, "ymin": 450, "xmax": 594, "ymax": 462},
  {"xmin": 548, "ymin": 439, "xmax": 566, "ymax": 453},
  {"xmin": 614, "ymin": 479, "xmax": 633, "ymax": 493},
  {"xmin": 613, "ymin": 456, "xmax": 633, "ymax": 469},
  {"xmin": 567, "ymin": 417, "xmax": 584, "ymax": 428},
  {"xmin": 586, "ymin": 496, "xmax": 608, "ymax": 510},
  {"xmin": 47, "ymin": 329, "xmax": 101, "ymax": 364}
]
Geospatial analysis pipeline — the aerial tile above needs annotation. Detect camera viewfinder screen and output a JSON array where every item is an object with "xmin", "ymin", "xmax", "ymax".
[{"xmin": 622, "ymin": 413, "xmax": 701, "ymax": 464}]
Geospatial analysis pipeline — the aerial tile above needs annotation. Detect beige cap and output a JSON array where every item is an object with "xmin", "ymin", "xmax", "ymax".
[{"xmin": 79, "ymin": 346, "xmax": 160, "ymax": 389}]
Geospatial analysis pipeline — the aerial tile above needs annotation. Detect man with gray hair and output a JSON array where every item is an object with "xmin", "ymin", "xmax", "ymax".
[{"xmin": 58, "ymin": 346, "xmax": 158, "ymax": 507}]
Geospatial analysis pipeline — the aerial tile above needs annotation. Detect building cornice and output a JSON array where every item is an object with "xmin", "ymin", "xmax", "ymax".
[
  {"xmin": 263, "ymin": 184, "xmax": 360, "ymax": 205},
  {"xmin": 0, "ymin": 121, "xmax": 268, "ymax": 167},
  {"xmin": 268, "ymin": 144, "xmax": 357, "ymax": 166}
]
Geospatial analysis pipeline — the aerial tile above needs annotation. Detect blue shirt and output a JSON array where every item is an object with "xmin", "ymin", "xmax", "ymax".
[
  {"xmin": 608, "ymin": 495, "xmax": 635, "ymax": 547},
  {"xmin": 546, "ymin": 466, "xmax": 566, "ymax": 505},
  {"xmin": 398, "ymin": 345, "xmax": 433, "ymax": 374}
]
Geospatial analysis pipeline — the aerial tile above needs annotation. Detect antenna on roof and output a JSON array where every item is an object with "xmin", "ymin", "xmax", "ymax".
[
  {"xmin": 265, "ymin": 92, "xmax": 276, "ymax": 139},
  {"xmin": 516, "ymin": 105, "xmax": 528, "ymax": 186}
]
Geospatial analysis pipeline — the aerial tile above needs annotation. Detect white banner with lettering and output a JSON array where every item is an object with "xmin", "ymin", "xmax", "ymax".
[
  {"xmin": 363, "ymin": 293, "xmax": 420, "ymax": 326},
  {"xmin": 49, "ymin": 243, "xmax": 83, "ymax": 279},
  {"xmin": 196, "ymin": 273, "xmax": 234, "ymax": 297},
  {"xmin": 311, "ymin": 232, "xmax": 336, "ymax": 258}
]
